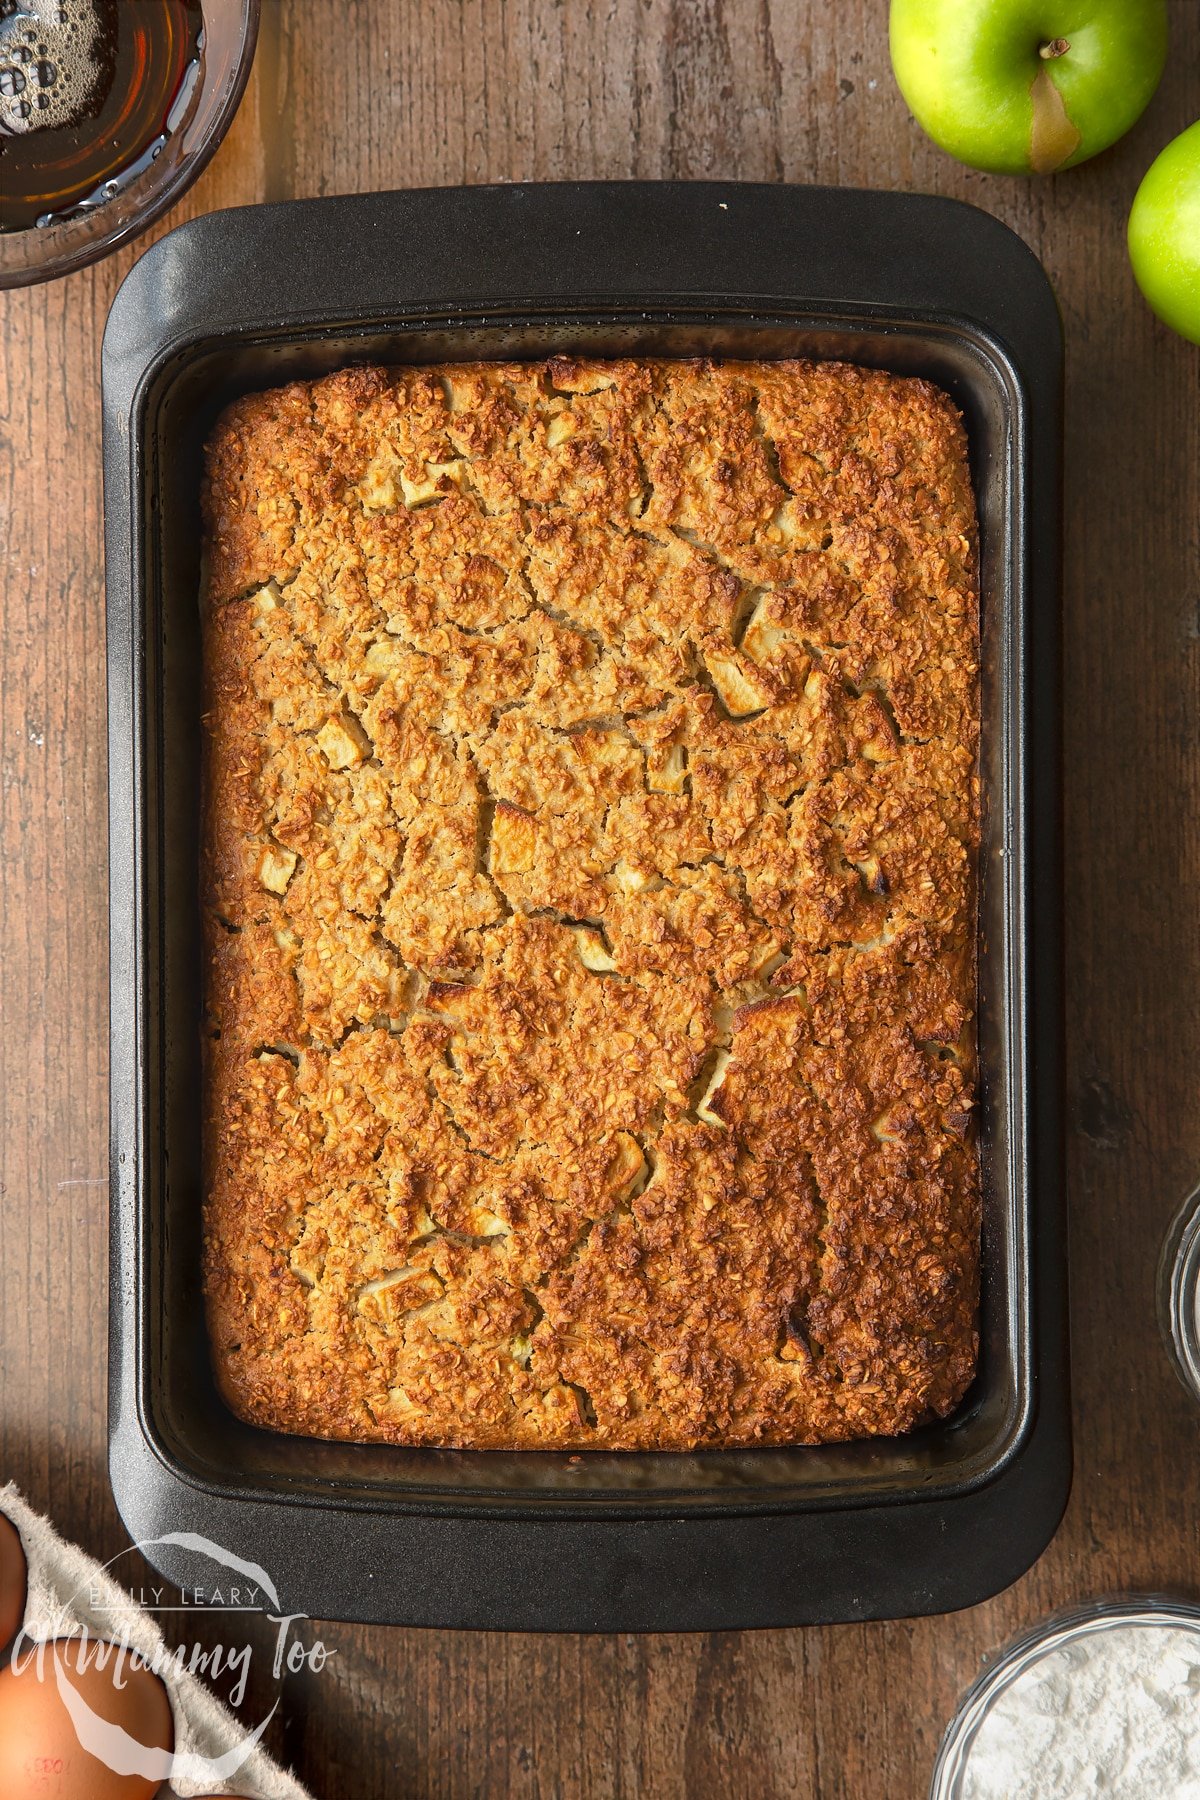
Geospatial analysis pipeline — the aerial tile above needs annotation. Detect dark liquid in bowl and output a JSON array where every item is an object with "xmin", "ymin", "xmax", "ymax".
[{"xmin": 0, "ymin": 0, "xmax": 204, "ymax": 233}]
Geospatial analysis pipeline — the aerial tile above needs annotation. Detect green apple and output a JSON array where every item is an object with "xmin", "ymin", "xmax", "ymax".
[
  {"xmin": 889, "ymin": 0, "xmax": 1169, "ymax": 176},
  {"xmin": 1129, "ymin": 121, "xmax": 1200, "ymax": 345}
]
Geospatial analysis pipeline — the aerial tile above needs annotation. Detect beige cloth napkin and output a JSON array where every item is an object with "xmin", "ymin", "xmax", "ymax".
[{"xmin": 1, "ymin": 1483, "xmax": 315, "ymax": 1800}]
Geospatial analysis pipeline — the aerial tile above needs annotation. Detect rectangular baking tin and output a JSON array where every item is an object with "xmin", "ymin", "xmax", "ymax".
[{"xmin": 105, "ymin": 182, "xmax": 1067, "ymax": 1630}]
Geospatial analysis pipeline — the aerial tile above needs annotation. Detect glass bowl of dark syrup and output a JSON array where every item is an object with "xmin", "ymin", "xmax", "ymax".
[{"xmin": 0, "ymin": 0, "xmax": 258, "ymax": 287}]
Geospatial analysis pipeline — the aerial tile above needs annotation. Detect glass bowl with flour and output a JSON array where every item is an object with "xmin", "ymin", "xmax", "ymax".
[{"xmin": 931, "ymin": 1600, "xmax": 1200, "ymax": 1799}]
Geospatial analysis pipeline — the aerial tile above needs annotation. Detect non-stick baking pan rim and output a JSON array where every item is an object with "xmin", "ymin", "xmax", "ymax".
[
  {"xmin": 123, "ymin": 305, "xmax": 1028, "ymax": 1520},
  {"xmin": 130, "ymin": 310, "xmax": 1028, "ymax": 1509}
]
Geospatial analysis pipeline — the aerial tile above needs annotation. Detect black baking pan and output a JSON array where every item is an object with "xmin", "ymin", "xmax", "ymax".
[{"xmin": 104, "ymin": 181, "xmax": 1067, "ymax": 1631}]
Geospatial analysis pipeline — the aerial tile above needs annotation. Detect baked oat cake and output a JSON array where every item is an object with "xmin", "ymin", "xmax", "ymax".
[{"xmin": 201, "ymin": 355, "xmax": 981, "ymax": 1449}]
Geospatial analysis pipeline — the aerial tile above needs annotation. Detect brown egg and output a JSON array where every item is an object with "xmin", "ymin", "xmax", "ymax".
[
  {"xmin": 0, "ymin": 1513, "xmax": 27, "ymax": 1652},
  {"xmin": 0, "ymin": 1635, "xmax": 174, "ymax": 1799}
]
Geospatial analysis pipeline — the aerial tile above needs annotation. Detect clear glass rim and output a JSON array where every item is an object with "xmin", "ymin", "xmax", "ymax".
[
  {"xmin": 1157, "ymin": 1181, "xmax": 1200, "ymax": 1404},
  {"xmin": 929, "ymin": 1595, "xmax": 1200, "ymax": 1799},
  {"xmin": 0, "ymin": 0, "xmax": 260, "ymax": 289}
]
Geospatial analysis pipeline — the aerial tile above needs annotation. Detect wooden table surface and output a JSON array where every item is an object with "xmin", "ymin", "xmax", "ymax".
[{"xmin": 4, "ymin": 3, "xmax": 1200, "ymax": 1795}]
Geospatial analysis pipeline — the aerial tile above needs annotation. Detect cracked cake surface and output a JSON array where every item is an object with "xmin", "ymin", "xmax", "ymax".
[{"xmin": 201, "ymin": 355, "xmax": 981, "ymax": 1449}]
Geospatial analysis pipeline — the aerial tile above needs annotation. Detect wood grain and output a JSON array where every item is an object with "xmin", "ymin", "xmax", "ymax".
[{"xmin": 3, "ymin": 2, "xmax": 1200, "ymax": 1795}]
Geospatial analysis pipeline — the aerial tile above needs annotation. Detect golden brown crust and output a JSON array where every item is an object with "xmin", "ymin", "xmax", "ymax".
[{"xmin": 201, "ymin": 356, "xmax": 981, "ymax": 1449}]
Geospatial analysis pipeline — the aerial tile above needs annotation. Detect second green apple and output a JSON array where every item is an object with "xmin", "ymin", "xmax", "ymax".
[{"xmin": 890, "ymin": 0, "xmax": 1168, "ymax": 176}]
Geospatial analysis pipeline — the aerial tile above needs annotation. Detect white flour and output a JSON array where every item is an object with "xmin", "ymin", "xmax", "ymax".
[{"xmin": 961, "ymin": 1623, "xmax": 1200, "ymax": 1799}]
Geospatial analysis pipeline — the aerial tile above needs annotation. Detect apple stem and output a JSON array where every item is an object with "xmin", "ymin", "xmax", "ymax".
[{"xmin": 1038, "ymin": 37, "xmax": 1070, "ymax": 58}]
